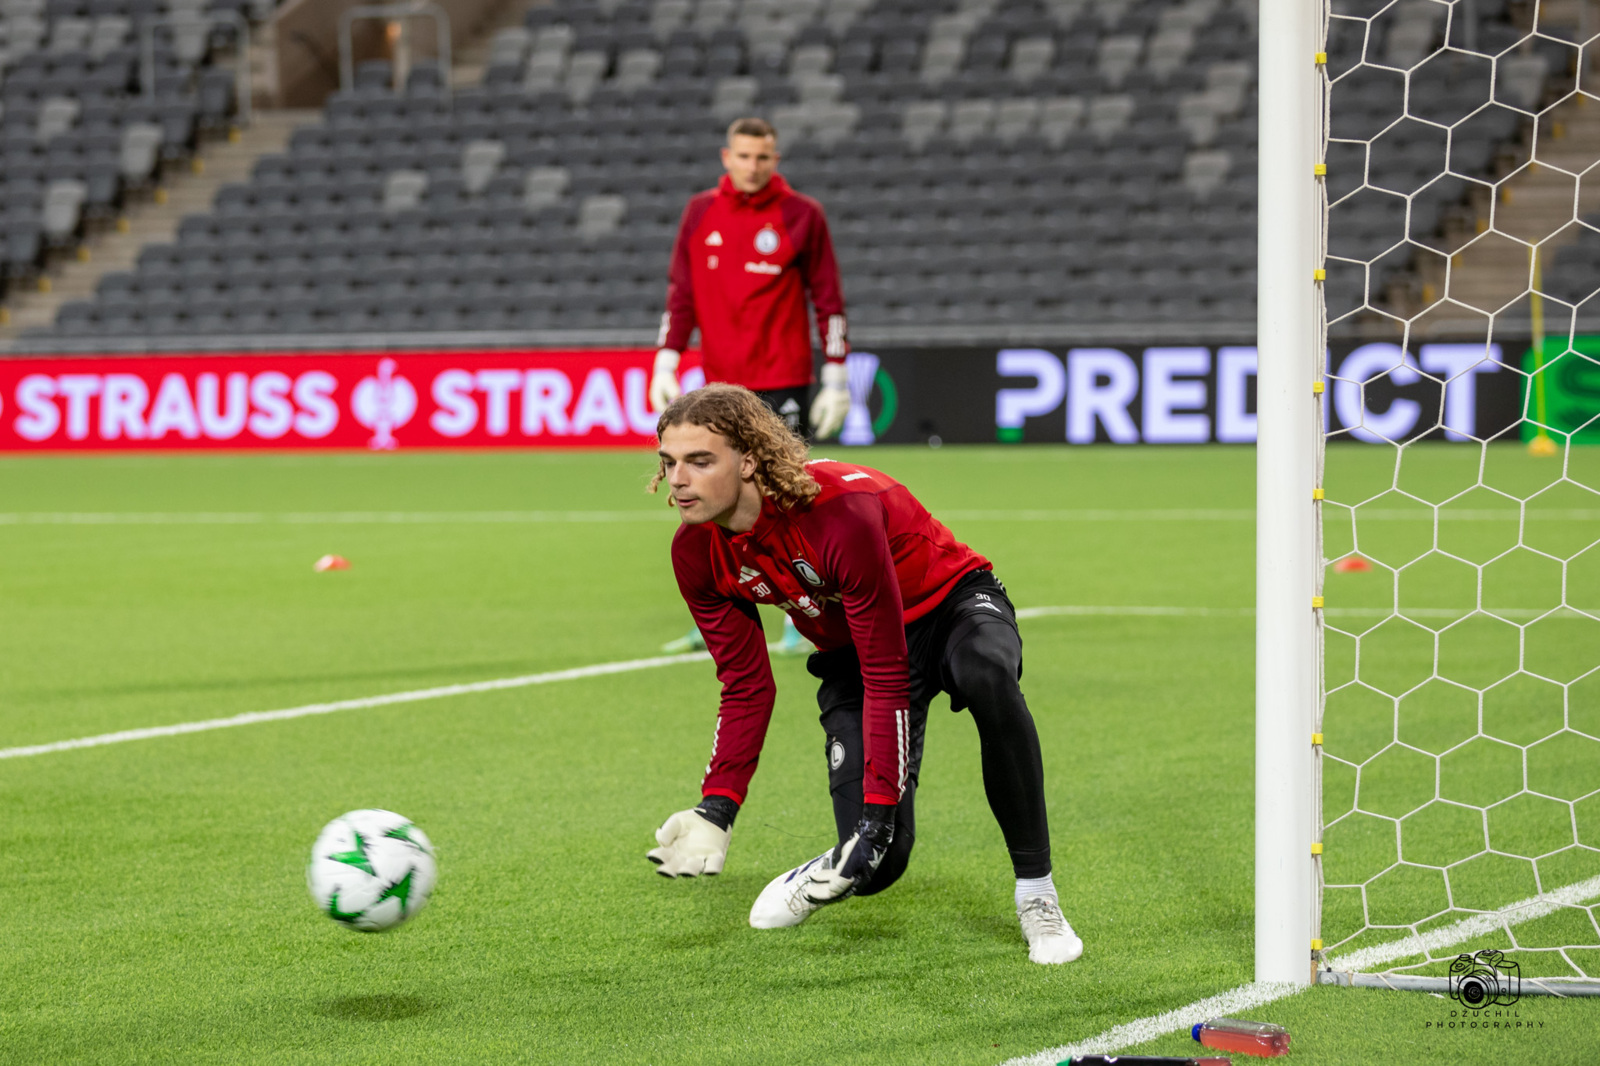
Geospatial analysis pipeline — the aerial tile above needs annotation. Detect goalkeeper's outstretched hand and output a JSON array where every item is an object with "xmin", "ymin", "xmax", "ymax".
[
  {"xmin": 647, "ymin": 796, "xmax": 737, "ymax": 878},
  {"xmin": 802, "ymin": 803, "xmax": 894, "ymax": 904},
  {"xmin": 649, "ymin": 348, "xmax": 682, "ymax": 413},
  {"xmin": 809, "ymin": 361, "xmax": 850, "ymax": 439}
]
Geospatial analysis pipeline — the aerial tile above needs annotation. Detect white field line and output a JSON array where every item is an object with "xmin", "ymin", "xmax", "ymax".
[
  {"xmin": 1016, "ymin": 606, "xmax": 1592, "ymax": 621},
  {"xmin": 0, "ymin": 510, "xmax": 681, "ymax": 525},
  {"xmin": 1326, "ymin": 873, "xmax": 1600, "ymax": 973},
  {"xmin": 1000, "ymin": 982, "xmax": 1307, "ymax": 1066},
  {"xmin": 0, "ymin": 651, "xmax": 709, "ymax": 761},
  {"xmin": 1, "ymin": 508, "xmax": 1595, "ymax": 526},
  {"xmin": 1004, "ymin": 874, "xmax": 1600, "ymax": 1066},
  {"xmin": 4, "ymin": 605, "xmax": 1591, "ymax": 762},
  {"xmin": 1017, "ymin": 605, "xmax": 1254, "ymax": 619}
]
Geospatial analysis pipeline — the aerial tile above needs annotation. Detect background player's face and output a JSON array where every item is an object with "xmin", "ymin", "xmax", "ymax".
[
  {"xmin": 721, "ymin": 134, "xmax": 779, "ymax": 194},
  {"xmin": 659, "ymin": 423, "xmax": 759, "ymax": 528}
]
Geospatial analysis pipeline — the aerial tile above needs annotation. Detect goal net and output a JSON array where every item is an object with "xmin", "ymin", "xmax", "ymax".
[{"xmin": 1312, "ymin": 0, "xmax": 1600, "ymax": 995}]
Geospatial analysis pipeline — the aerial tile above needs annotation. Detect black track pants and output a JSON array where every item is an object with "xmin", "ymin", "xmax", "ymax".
[{"xmin": 810, "ymin": 569, "xmax": 1054, "ymax": 895}]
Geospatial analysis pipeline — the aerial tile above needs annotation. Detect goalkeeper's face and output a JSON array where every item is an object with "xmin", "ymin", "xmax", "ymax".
[
  {"xmin": 721, "ymin": 134, "xmax": 779, "ymax": 194},
  {"xmin": 659, "ymin": 423, "xmax": 760, "ymax": 530}
]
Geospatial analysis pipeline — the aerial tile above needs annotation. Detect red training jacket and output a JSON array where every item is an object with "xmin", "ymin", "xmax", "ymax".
[
  {"xmin": 670, "ymin": 460, "xmax": 990, "ymax": 808},
  {"xmin": 659, "ymin": 173, "xmax": 848, "ymax": 391}
]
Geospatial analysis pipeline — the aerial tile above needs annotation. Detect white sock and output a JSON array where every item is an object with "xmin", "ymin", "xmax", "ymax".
[{"xmin": 1015, "ymin": 874, "xmax": 1057, "ymax": 910}]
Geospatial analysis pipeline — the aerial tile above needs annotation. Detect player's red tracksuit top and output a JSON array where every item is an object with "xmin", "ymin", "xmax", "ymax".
[
  {"xmin": 670, "ymin": 461, "xmax": 990, "ymax": 808},
  {"xmin": 660, "ymin": 173, "xmax": 848, "ymax": 391}
]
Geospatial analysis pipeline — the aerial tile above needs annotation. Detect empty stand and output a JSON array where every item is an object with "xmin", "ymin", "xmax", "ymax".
[
  {"xmin": 0, "ymin": 0, "xmax": 264, "ymax": 294},
  {"xmin": 13, "ymin": 0, "xmax": 1551, "ymax": 343}
]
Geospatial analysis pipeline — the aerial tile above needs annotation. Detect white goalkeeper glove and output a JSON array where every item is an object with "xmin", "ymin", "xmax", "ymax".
[
  {"xmin": 810, "ymin": 361, "xmax": 850, "ymax": 440},
  {"xmin": 803, "ymin": 803, "xmax": 894, "ymax": 904},
  {"xmin": 647, "ymin": 797, "xmax": 736, "ymax": 878},
  {"xmin": 649, "ymin": 348, "xmax": 681, "ymax": 413}
]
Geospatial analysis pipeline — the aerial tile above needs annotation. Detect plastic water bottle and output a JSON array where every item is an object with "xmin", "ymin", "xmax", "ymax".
[
  {"xmin": 1064, "ymin": 1057, "xmax": 1232, "ymax": 1065},
  {"xmin": 1191, "ymin": 1017, "xmax": 1291, "ymax": 1056}
]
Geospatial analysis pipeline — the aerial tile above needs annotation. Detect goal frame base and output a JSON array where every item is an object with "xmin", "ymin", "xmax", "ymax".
[{"xmin": 1317, "ymin": 970, "xmax": 1600, "ymax": 997}]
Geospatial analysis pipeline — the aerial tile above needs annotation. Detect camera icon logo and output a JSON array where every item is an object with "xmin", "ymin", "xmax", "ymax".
[{"xmin": 1448, "ymin": 949, "xmax": 1521, "ymax": 1007}]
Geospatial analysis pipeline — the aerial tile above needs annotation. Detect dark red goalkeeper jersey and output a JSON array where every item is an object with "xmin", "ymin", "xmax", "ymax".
[
  {"xmin": 659, "ymin": 173, "xmax": 848, "ymax": 391},
  {"xmin": 670, "ymin": 461, "xmax": 990, "ymax": 808}
]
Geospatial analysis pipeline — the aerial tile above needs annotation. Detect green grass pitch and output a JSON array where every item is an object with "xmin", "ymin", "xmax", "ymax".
[{"xmin": 0, "ymin": 445, "xmax": 1596, "ymax": 1065}]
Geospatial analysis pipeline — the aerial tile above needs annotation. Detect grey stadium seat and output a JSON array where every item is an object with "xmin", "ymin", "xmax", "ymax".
[
  {"xmin": 461, "ymin": 139, "xmax": 505, "ymax": 196},
  {"xmin": 523, "ymin": 165, "xmax": 569, "ymax": 210},
  {"xmin": 35, "ymin": 95, "xmax": 79, "ymax": 143},
  {"xmin": 615, "ymin": 47, "xmax": 661, "ymax": 90},
  {"xmin": 1183, "ymin": 149, "xmax": 1232, "ymax": 200},
  {"xmin": 41, "ymin": 177, "xmax": 86, "ymax": 242},
  {"xmin": 577, "ymin": 193, "xmax": 626, "ymax": 240},
  {"xmin": 711, "ymin": 75, "xmax": 756, "ymax": 119},
  {"xmin": 382, "ymin": 169, "xmax": 428, "ymax": 213},
  {"xmin": 1010, "ymin": 36, "xmax": 1054, "ymax": 83}
]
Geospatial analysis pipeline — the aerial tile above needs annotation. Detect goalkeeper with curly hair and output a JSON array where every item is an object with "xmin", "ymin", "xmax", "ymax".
[
  {"xmin": 644, "ymin": 384, "xmax": 1082, "ymax": 965},
  {"xmin": 651, "ymin": 115, "xmax": 848, "ymax": 658}
]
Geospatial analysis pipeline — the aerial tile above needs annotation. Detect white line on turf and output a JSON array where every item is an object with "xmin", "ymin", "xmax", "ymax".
[
  {"xmin": 0, "ymin": 510, "xmax": 681, "ymax": 525},
  {"xmin": 0, "ymin": 651, "xmax": 709, "ymax": 761},
  {"xmin": 1000, "ymin": 982, "xmax": 1307, "ymax": 1066},
  {"xmin": 5, "ymin": 605, "xmax": 1590, "ymax": 761},
  {"xmin": 1017, "ymin": 605, "xmax": 1255, "ymax": 619},
  {"xmin": 1002, "ymin": 874, "xmax": 1600, "ymax": 1066},
  {"xmin": 1325, "ymin": 873, "xmax": 1600, "ymax": 973},
  {"xmin": 1018, "ymin": 606, "xmax": 1594, "ymax": 621},
  {"xmin": 2, "ymin": 509, "xmax": 1596, "ymax": 526}
]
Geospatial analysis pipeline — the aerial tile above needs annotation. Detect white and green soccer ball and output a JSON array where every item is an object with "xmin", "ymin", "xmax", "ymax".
[{"xmin": 307, "ymin": 809, "xmax": 437, "ymax": 932}]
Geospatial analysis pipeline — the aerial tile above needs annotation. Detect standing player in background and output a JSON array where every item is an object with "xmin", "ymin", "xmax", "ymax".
[
  {"xmin": 642, "ymin": 386, "xmax": 1083, "ymax": 965},
  {"xmin": 651, "ymin": 116, "xmax": 851, "ymax": 654}
]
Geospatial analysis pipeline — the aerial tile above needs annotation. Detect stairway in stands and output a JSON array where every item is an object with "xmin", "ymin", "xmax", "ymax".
[
  {"xmin": 0, "ymin": 108, "xmax": 311, "ymax": 346},
  {"xmin": 1409, "ymin": 0, "xmax": 1600, "ymax": 336}
]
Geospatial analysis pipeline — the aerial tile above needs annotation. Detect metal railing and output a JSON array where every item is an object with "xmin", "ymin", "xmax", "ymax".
[{"xmin": 339, "ymin": 2, "xmax": 452, "ymax": 95}]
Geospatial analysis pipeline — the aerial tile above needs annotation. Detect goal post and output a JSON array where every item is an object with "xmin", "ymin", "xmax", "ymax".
[
  {"xmin": 1255, "ymin": 0, "xmax": 1324, "ymax": 987},
  {"xmin": 1265, "ymin": 0, "xmax": 1600, "ymax": 998}
]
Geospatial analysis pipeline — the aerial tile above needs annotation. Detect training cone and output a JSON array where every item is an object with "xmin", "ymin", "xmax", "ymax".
[
  {"xmin": 313, "ymin": 554, "xmax": 350, "ymax": 572},
  {"xmin": 1333, "ymin": 556, "xmax": 1373, "ymax": 573}
]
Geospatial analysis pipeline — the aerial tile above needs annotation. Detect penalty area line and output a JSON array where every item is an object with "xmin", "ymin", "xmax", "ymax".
[{"xmin": 1002, "ymin": 877, "xmax": 1600, "ymax": 1066}]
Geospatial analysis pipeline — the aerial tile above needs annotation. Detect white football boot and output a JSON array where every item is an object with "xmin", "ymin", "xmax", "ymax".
[
  {"xmin": 748, "ymin": 849, "xmax": 836, "ymax": 929},
  {"xmin": 1017, "ymin": 896, "xmax": 1084, "ymax": 964}
]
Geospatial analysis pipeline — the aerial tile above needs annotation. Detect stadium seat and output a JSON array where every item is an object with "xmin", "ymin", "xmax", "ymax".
[{"xmin": 11, "ymin": 0, "xmax": 1540, "ymax": 336}]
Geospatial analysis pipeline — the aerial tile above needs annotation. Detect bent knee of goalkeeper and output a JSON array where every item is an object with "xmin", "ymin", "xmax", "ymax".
[{"xmin": 947, "ymin": 622, "xmax": 1027, "ymax": 717}]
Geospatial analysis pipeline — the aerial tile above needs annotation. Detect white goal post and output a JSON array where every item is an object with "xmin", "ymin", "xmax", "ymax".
[
  {"xmin": 1260, "ymin": 0, "xmax": 1600, "ymax": 996},
  {"xmin": 1255, "ymin": 0, "xmax": 1322, "ymax": 988}
]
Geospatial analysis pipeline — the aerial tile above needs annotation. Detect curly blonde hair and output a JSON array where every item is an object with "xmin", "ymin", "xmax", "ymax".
[{"xmin": 649, "ymin": 384, "xmax": 820, "ymax": 510}]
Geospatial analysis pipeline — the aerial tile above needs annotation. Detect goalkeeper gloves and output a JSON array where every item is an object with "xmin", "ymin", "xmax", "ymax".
[
  {"xmin": 647, "ymin": 796, "xmax": 737, "ymax": 878},
  {"xmin": 649, "ymin": 348, "xmax": 681, "ymax": 413},
  {"xmin": 802, "ymin": 803, "xmax": 894, "ymax": 904},
  {"xmin": 809, "ymin": 361, "xmax": 850, "ymax": 440}
]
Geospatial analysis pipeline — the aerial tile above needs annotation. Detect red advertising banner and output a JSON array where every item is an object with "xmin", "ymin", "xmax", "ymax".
[{"xmin": 0, "ymin": 350, "xmax": 705, "ymax": 451}]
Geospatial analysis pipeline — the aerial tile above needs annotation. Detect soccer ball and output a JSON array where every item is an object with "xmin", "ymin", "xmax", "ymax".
[{"xmin": 307, "ymin": 809, "xmax": 437, "ymax": 931}]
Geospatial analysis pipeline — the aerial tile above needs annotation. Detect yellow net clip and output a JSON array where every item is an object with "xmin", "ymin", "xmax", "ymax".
[
  {"xmin": 1311, "ymin": 843, "xmax": 1324, "ymax": 856},
  {"xmin": 1312, "ymin": 381, "xmax": 1325, "ymax": 395},
  {"xmin": 1312, "ymin": 938, "xmax": 1325, "ymax": 951},
  {"xmin": 1312, "ymin": 487, "xmax": 1325, "ymax": 501},
  {"xmin": 1312, "ymin": 732, "xmax": 1324, "ymax": 746},
  {"xmin": 1314, "ymin": 52, "xmax": 1327, "ymax": 66},
  {"xmin": 1313, "ymin": 268, "xmax": 1327, "ymax": 282},
  {"xmin": 1312, "ymin": 596, "xmax": 1325, "ymax": 609},
  {"xmin": 1314, "ymin": 163, "xmax": 1327, "ymax": 177}
]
